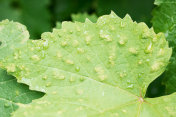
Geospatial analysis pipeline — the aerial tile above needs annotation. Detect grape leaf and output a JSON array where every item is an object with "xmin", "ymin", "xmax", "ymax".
[
  {"xmin": 0, "ymin": 69, "xmax": 44, "ymax": 117},
  {"xmin": 152, "ymin": 0, "xmax": 176, "ymax": 94},
  {"xmin": 0, "ymin": 12, "xmax": 175, "ymax": 117}
]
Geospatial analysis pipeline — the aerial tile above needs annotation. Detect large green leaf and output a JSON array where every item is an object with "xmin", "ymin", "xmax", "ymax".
[
  {"xmin": 0, "ymin": 68, "xmax": 44, "ymax": 117},
  {"xmin": 152, "ymin": 0, "xmax": 176, "ymax": 94},
  {"xmin": 0, "ymin": 12, "xmax": 175, "ymax": 117}
]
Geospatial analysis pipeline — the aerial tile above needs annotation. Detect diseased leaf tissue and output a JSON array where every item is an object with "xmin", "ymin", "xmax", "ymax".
[{"xmin": 0, "ymin": 11, "xmax": 176, "ymax": 117}]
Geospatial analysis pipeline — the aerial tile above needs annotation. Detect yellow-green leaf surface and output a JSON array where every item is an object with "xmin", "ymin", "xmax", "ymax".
[
  {"xmin": 152, "ymin": 0, "xmax": 176, "ymax": 94},
  {"xmin": 0, "ymin": 12, "xmax": 175, "ymax": 117},
  {"xmin": 0, "ymin": 69, "xmax": 44, "ymax": 117}
]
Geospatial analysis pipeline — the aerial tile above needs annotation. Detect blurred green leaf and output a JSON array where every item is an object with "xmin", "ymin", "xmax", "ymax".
[
  {"xmin": 55, "ymin": 13, "xmax": 98, "ymax": 29},
  {"xmin": 53, "ymin": 0, "xmax": 94, "ymax": 21},
  {"xmin": 71, "ymin": 13, "xmax": 97, "ymax": 23},
  {"xmin": 0, "ymin": 0, "xmax": 51, "ymax": 38},
  {"xmin": 152, "ymin": 0, "xmax": 176, "ymax": 94},
  {"xmin": 55, "ymin": 22, "xmax": 62, "ymax": 29},
  {"xmin": 0, "ymin": 0, "xmax": 20, "ymax": 21},
  {"xmin": 146, "ymin": 74, "xmax": 166, "ymax": 98},
  {"xmin": 96, "ymin": 0, "xmax": 154, "ymax": 26}
]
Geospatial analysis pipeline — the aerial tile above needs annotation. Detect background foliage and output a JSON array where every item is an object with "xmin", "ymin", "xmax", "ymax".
[{"xmin": 0, "ymin": 0, "xmax": 154, "ymax": 38}]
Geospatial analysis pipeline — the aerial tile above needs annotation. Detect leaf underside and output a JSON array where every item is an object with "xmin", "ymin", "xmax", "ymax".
[{"xmin": 0, "ymin": 12, "xmax": 175, "ymax": 117}]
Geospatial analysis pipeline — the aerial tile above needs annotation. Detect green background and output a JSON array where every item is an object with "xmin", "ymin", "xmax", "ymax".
[{"xmin": 0, "ymin": 0, "xmax": 154, "ymax": 38}]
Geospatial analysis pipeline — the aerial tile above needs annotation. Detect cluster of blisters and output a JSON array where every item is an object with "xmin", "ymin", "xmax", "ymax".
[{"xmin": 0, "ymin": 12, "xmax": 173, "ymax": 117}]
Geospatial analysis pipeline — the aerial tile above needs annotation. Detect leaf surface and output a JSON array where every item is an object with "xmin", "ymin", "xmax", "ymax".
[
  {"xmin": 0, "ymin": 12, "xmax": 175, "ymax": 117},
  {"xmin": 152, "ymin": 0, "xmax": 176, "ymax": 94}
]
